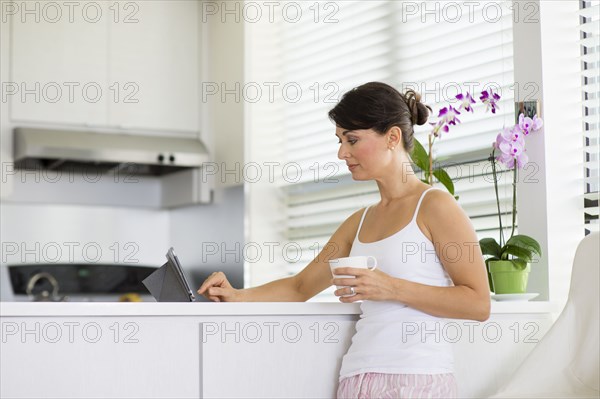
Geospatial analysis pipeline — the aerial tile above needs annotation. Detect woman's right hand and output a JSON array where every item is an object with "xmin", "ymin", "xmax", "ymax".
[{"xmin": 197, "ymin": 271, "xmax": 239, "ymax": 302}]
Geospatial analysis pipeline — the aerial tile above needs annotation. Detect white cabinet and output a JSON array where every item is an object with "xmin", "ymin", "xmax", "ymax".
[
  {"xmin": 0, "ymin": 303, "xmax": 359, "ymax": 399},
  {"xmin": 109, "ymin": 1, "xmax": 200, "ymax": 133},
  {"xmin": 9, "ymin": 1, "xmax": 109, "ymax": 126},
  {"xmin": 0, "ymin": 303, "xmax": 556, "ymax": 399},
  {"xmin": 8, "ymin": 1, "xmax": 200, "ymax": 134}
]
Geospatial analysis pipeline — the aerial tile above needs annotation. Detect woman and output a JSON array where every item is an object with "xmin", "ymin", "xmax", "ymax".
[{"xmin": 198, "ymin": 82, "xmax": 491, "ymax": 398}]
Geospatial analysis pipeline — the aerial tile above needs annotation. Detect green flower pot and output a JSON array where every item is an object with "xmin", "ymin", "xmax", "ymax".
[
  {"xmin": 487, "ymin": 270, "xmax": 495, "ymax": 293},
  {"xmin": 489, "ymin": 260, "xmax": 531, "ymax": 294}
]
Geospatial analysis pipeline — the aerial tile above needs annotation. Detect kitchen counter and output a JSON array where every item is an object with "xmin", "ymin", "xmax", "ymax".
[
  {"xmin": 1, "ymin": 301, "xmax": 557, "ymax": 398},
  {"xmin": 0, "ymin": 300, "xmax": 557, "ymax": 316},
  {"xmin": 0, "ymin": 301, "xmax": 361, "ymax": 316}
]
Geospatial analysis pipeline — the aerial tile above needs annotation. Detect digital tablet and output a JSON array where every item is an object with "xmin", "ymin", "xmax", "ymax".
[{"xmin": 142, "ymin": 247, "xmax": 196, "ymax": 302}]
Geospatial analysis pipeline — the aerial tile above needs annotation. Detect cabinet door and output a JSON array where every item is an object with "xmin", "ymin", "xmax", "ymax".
[
  {"xmin": 108, "ymin": 0, "xmax": 200, "ymax": 134},
  {"xmin": 9, "ymin": 1, "xmax": 108, "ymax": 126}
]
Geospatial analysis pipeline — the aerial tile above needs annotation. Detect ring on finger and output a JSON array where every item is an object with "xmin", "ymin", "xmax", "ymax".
[{"xmin": 349, "ymin": 286, "xmax": 356, "ymax": 296}]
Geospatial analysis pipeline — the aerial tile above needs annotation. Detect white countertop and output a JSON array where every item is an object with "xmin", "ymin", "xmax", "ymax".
[
  {"xmin": 0, "ymin": 302, "xmax": 361, "ymax": 316},
  {"xmin": 0, "ymin": 301, "xmax": 558, "ymax": 316}
]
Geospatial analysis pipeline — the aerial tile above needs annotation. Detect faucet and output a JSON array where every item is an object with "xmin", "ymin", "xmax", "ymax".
[{"xmin": 26, "ymin": 272, "xmax": 67, "ymax": 302}]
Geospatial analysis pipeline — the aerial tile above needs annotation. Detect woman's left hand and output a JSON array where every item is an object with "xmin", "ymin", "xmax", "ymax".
[{"xmin": 331, "ymin": 267, "xmax": 401, "ymax": 303}]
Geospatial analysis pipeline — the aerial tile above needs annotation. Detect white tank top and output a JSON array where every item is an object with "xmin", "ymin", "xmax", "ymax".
[{"xmin": 339, "ymin": 187, "xmax": 455, "ymax": 379}]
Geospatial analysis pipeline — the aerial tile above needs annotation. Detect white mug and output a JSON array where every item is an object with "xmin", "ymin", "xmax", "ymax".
[{"xmin": 329, "ymin": 256, "xmax": 378, "ymax": 296}]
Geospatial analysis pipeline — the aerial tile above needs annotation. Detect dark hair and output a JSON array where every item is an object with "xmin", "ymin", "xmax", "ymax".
[{"xmin": 328, "ymin": 82, "xmax": 431, "ymax": 152}]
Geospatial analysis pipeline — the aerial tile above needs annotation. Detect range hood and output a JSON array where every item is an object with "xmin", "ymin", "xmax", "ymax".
[{"xmin": 13, "ymin": 127, "xmax": 210, "ymax": 176}]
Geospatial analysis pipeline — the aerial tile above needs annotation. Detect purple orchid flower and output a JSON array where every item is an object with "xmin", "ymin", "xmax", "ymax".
[
  {"xmin": 480, "ymin": 89, "xmax": 501, "ymax": 114},
  {"xmin": 532, "ymin": 115, "xmax": 543, "ymax": 131},
  {"xmin": 496, "ymin": 126, "xmax": 517, "ymax": 146},
  {"xmin": 498, "ymin": 148, "xmax": 529, "ymax": 169},
  {"xmin": 494, "ymin": 125, "xmax": 528, "ymax": 169},
  {"xmin": 518, "ymin": 114, "xmax": 533, "ymax": 135},
  {"xmin": 456, "ymin": 92, "xmax": 476, "ymax": 112},
  {"xmin": 430, "ymin": 121, "xmax": 450, "ymax": 137},
  {"xmin": 518, "ymin": 113, "xmax": 544, "ymax": 135},
  {"xmin": 438, "ymin": 105, "xmax": 461, "ymax": 126}
]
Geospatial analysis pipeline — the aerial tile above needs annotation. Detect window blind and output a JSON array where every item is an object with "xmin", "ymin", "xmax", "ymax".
[
  {"xmin": 580, "ymin": 0, "xmax": 600, "ymax": 235},
  {"xmin": 248, "ymin": 1, "xmax": 515, "ymax": 300}
]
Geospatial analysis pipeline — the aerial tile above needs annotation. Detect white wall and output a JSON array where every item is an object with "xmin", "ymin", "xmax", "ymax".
[
  {"xmin": 169, "ymin": 185, "xmax": 245, "ymax": 290},
  {"xmin": 0, "ymin": 203, "xmax": 169, "ymax": 300}
]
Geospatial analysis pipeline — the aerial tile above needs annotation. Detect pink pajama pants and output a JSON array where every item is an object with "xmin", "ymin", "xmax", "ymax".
[{"xmin": 337, "ymin": 372, "xmax": 458, "ymax": 399}]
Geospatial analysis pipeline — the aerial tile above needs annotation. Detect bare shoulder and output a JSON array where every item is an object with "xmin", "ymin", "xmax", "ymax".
[
  {"xmin": 422, "ymin": 188, "xmax": 461, "ymax": 214},
  {"xmin": 420, "ymin": 188, "xmax": 476, "ymax": 241}
]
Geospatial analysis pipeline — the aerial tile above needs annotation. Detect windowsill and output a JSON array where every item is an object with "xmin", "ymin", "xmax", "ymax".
[{"xmin": 491, "ymin": 300, "xmax": 559, "ymax": 314}]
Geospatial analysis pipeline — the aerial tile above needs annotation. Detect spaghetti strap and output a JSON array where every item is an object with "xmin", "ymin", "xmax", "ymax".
[
  {"xmin": 410, "ymin": 187, "xmax": 439, "ymax": 224},
  {"xmin": 355, "ymin": 206, "xmax": 370, "ymax": 241}
]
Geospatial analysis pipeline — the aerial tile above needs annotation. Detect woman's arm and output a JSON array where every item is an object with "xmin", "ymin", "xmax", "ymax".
[
  {"xmin": 332, "ymin": 190, "xmax": 491, "ymax": 321},
  {"xmin": 197, "ymin": 209, "xmax": 362, "ymax": 302}
]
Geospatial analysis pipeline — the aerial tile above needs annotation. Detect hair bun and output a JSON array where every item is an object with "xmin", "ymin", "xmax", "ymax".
[{"xmin": 404, "ymin": 90, "xmax": 430, "ymax": 126}]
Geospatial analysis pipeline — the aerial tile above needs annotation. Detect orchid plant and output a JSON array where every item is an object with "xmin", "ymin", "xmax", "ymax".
[
  {"xmin": 410, "ymin": 88, "xmax": 543, "ymax": 289},
  {"xmin": 411, "ymin": 89, "xmax": 501, "ymax": 200},
  {"xmin": 479, "ymin": 113, "xmax": 543, "ymax": 271}
]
